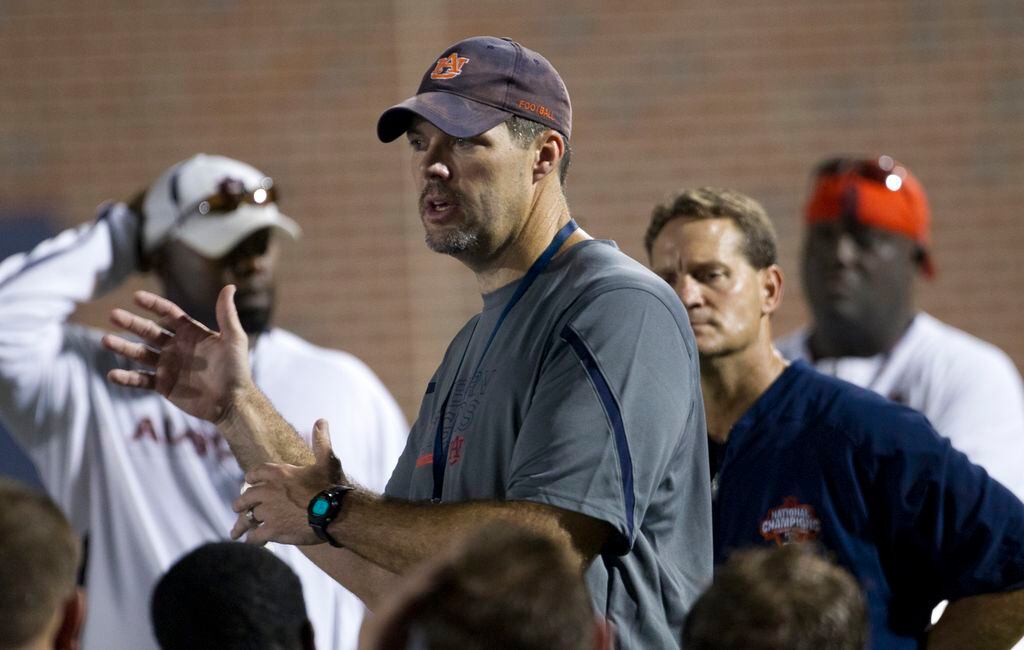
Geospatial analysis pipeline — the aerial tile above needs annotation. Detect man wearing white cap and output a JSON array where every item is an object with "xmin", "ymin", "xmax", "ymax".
[{"xmin": 0, "ymin": 154, "xmax": 409, "ymax": 650}]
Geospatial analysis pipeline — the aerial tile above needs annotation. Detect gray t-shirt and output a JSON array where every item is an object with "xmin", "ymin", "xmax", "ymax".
[{"xmin": 386, "ymin": 239, "xmax": 712, "ymax": 648}]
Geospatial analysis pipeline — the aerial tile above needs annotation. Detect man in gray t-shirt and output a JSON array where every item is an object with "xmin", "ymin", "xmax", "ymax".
[
  {"xmin": 103, "ymin": 36, "xmax": 712, "ymax": 649},
  {"xmin": 387, "ymin": 237, "xmax": 712, "ymax": 647}
]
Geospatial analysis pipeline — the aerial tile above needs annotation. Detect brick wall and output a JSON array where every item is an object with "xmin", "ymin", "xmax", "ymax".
[{"xmin": 2, "ymin": 0, "xmax": 1021, "ymax": 419}]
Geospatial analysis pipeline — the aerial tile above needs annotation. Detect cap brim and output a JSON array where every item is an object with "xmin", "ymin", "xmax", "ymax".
[
  {"xmin": 377, "ymin": 91, "xmax": 512, "ymax": 143},
  {"xmin": 176, "ymin": 204, "xmax": 301, "ymax": 259}
]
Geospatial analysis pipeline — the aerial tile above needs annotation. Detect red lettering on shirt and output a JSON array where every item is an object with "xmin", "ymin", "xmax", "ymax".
[
  {"xmin": 131, "ymin": 417, "xmax": 230, "ymax": 460},
  {"xmin": 448, "ymin": 436, "xmax": 465, "ymax": 466},
  {"xmin": 759, "ymin": 496, "xmax": 822, "ymax": 545},
  {"xmin": 133, "ymin": 418, "xmax": 158, "ymax": 442}
]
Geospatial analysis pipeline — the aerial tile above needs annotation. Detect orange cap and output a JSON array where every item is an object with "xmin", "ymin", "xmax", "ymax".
[{"xmin": 805, "ymin": 156, "xmax": 934, "ymax": 277}]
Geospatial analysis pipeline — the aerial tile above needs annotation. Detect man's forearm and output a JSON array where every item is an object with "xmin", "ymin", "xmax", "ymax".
[
  {"xmin": 301, "ymin": 545, "xmax": 399, "ymax": 611},
  {"xmin": 328, "ymin": 492, "xmax": 606, "ymax": 574},
  {"xmin": 217, "ymin": 385, "xmax": 314, "ymax": 470},
  {"xmin": 928, "ymin": 590, "xmax": 1024, "ymax": 650}
]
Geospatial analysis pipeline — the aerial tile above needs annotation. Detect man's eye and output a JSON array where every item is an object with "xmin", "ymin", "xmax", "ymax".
[
  {"xmin": 658, "ymin": 272, "xmax": 678, "ymax": 285},
  {"xmin": 453, "ymin": 137, "xmax": 474, "ymax": 149},
  {"xmin": 855, "ymin": 227, "xmax": 894, "ymax": 250},
  {"xmin": 408, "ymin": 137, "xmax": 426, "ymax": 151},
  {"xmin": 854, "ymin": 233, "xmax": 874, "ymax": 249}
]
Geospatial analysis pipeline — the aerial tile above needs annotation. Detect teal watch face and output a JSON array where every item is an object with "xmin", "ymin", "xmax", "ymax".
[{"xmin": 311, "ymin": 497, "xmax": 330, "ymax": 517}]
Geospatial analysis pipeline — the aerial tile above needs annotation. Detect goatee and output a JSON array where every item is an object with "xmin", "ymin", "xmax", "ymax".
[
  {"xmin": 236, "ymin": 306, "xmax": 273, "ymax": 335},
  {"xmin": 425, "ymin": 229, "xmax": 480, "ymax": 256}
]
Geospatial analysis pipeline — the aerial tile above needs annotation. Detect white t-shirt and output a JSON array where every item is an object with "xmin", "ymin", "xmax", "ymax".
[
  {"xmin": 0, "ymin": 204, "xmax": 409, "ymax": 650},
  {"xmin": 776, "ymin": 313, "xmax": 1024, "ymax": 499}
]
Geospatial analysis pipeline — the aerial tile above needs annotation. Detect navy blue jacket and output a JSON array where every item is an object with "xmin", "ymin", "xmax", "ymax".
[{"xmin": 713, "ymin": 362, "xmax": 1024, "ymax": 648}]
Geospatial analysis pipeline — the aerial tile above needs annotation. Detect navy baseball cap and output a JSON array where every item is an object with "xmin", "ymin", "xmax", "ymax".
[{"xmin": 377, "ymin": 36, "xmax": 572, "ymax": 143}]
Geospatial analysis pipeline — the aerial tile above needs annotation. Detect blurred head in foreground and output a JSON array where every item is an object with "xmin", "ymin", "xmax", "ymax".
[
  {"xmin": 684, "ymin": 544, "xmax": 867, "ymax": 650},
  {"xmin": 151, "ymin": 541, "xmax": 314, "ymax": 650},
  {"xmin": 0, "ymin": 478, "xmax": 84, "ymax": 650},
  {"xmin": 359, "ymin": 522, "xmax": 611, "ymax": 649}
]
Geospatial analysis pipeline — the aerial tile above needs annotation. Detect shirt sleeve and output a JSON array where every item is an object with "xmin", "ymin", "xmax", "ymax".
[
  {"xmin": 505, "ymin": 287, "xmax": 702, "ymax": 554},
  {"xmin": 868, "ymin": 411, "xmax": 1024, "ymax": 603},
  {"xmin": 0, "ymin": 204, "xmax": 138, "ymax": 519},
  {"xmin": 924, "ymin": 348, "xmax": 1024, "ymax": 500},
  {"xmin": 0, "ymin": 204, "xmax": 138, "ymax": 445}
]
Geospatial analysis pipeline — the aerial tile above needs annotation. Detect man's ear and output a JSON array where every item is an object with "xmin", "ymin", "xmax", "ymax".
[
  {"xmin": 760, "ymin": 264, "xmax": 784, "ymax": 316},
  {"xmin": 913, "ymin": 245, "xmax": 928, "ymax": 268},
  {"xmin": 55, "ymin": 588, "xmax": 86, "ymax": 650},
  {"xmin": 533, "ymin": 131, "xmax": 565, "ymax": 183}
]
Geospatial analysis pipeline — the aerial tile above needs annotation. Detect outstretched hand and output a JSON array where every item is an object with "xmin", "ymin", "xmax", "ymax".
[
  {"xmin": 103, "ymin": 285, "xmax": 253, "ymax": 424},
  {"xmin": 231, "ymin": 419, "xmax": 346, "ymax": 546}
]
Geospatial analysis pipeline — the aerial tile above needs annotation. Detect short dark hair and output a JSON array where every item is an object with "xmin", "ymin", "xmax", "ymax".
[
  {"xmin": 683, "ymin": 545, "xmax": 867, "ymax": 650},
  {"xmin": 505, "ymin": 115, "xmax": 571, "ymax": 186},
  {"xmin": 376, "ymin": 523, "xmax": 595, "ymax": 650},
  {"xmin": 644, "ymin": 187, "xmax": 778, "ymax": 269},
  {"xmin": 151, "ymin": 542, "xmax": 313, "ymax": 650},
  {"xmin": 0, "ymin": 479, "xmax": 81, "ymax": 648}
]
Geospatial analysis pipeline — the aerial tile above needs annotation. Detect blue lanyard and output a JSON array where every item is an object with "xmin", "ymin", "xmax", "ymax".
[{"xmin": 431, "ymin": 218, "xmax": 579, "ymax": 501}]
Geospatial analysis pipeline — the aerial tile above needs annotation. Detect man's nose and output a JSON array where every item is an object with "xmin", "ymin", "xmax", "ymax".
[
  {"xmin": 423, "ymin": 160, "xmax": 450, "ymax": 181},
  {"xmin": 835, "ymin": 231, "xmax": 859, "ymax": 267},
  {"xmin": 679, "ymin": 276, "xmax": 705, "ymax": 309},
  {"xmin": 230, "ymin": 252, "xmax": 270, "ymax": 278},
  {"xmin": 421, "ymin": 142, "xmax": 452, "ymax": 182}
]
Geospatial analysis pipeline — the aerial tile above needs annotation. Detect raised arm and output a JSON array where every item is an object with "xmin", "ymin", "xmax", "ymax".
[
  {"xmin": 103, "ymin": 286, "xmax": 313, "ymax": 469},
  {"xmin": 0, "ymin": 203, "xmax": 139, "ymax": 441}
]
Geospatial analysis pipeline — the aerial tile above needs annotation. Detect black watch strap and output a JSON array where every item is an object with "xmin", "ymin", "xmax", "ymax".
[
  {"xmin": 314, "ymin": 524, "xmax": 345, "ymax": 548},
  {"xmin": 307, "ymin": 485, "xmax": 354, "ymax": 548}
]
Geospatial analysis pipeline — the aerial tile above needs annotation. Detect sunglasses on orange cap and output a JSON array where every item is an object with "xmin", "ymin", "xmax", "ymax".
[{"xmin": 813, "ymin": 155, "xmax": 909, "ymax": 192}]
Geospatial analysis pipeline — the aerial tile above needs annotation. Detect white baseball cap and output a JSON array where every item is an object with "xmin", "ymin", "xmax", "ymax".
[{"xmin": 141, "ymin": 154, "xmax": 301, "ymax": 259}]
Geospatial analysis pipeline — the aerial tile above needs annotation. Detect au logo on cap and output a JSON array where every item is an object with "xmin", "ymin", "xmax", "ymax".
[{"xmin": 430, "ymin": 52, "xmax": 469, "ymax": 80}]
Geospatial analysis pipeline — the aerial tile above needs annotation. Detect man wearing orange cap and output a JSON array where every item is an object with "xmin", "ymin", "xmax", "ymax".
[
  {"xmin": 645, "ymin": 186, "xmax": 1024, "ymax": 649},
  {"xmin": 777, "ymin": 156, "xmax": 1024, "ymax": 499}
]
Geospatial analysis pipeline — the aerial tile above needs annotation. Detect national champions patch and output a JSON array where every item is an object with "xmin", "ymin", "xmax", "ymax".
[{"xmin": 759, "ymin": 496, "xmax": 822, "ymax": 545}]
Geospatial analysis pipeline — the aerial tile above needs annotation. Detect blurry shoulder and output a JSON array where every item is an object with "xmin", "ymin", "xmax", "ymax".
[
  {"xmin": 257, "ymin": 328, "xmax": 382, "ymax": 381},
  {"xmin": 901, "ymin": 312, "xmax": 1022, "ymax": 380}
]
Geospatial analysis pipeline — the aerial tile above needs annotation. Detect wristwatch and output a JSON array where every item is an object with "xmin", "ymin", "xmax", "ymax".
[{"xmin": 307, "ymin": 485, "xmax": 354, "ymax": 547}]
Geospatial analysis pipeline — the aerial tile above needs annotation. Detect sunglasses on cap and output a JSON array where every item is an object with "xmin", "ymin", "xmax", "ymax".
[
  {"xmin": 814, "ymin": 155, "xmax": 908, "ymax": 192},
  {"xmin": 175, "ymin": 176, "xmax": 278, "ymax": 224}
]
